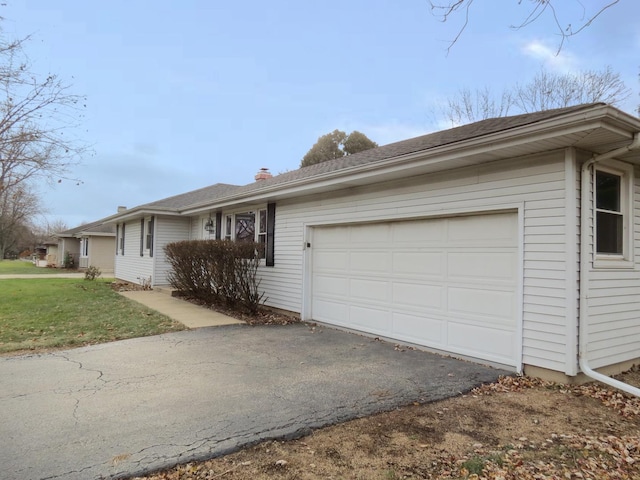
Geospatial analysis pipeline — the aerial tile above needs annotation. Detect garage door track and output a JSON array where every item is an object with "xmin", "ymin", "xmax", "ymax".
[{"xmin": 0, "ymin": 324, "xmax": 508, "ymax": 480}]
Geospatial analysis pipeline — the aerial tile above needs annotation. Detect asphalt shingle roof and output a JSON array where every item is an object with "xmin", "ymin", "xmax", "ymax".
[
  {"xmin": 58, "ymin": 219, "xmax": 115, "ymax": 236},
  {"xmin": 137, "ymin": 183, "xmax": 240, "ymax": 210}
]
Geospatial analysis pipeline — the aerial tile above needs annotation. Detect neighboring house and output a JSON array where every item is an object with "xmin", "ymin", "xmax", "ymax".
[
  {"xmin": 103, "ymin": 103, "xmax": 640, "ymax": 383},
  {"xmin": 55, "ymin": 221, "xmax": 116, "ymax": 272},
  {"xmin": 43, "ymin": 239, "xmax": 59, "ymax": 267}
]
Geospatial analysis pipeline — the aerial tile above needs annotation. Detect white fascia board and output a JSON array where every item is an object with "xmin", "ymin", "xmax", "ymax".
[{"xmin": 74, "ymin": 232, "xmax": 116, "ymax": 238}]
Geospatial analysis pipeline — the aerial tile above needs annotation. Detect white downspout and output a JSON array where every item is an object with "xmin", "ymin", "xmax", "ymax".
[{"xmin": 579, "ymin": 133, "xmax": 640, "ymax": 397}]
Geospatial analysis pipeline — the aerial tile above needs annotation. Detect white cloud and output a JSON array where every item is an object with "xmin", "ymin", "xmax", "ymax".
[{"xmin": 520, "ymin": 39, "xmax": 579, "ymax": 73}]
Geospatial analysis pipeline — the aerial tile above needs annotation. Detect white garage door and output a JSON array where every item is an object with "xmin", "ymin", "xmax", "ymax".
[{"xmin": 311, "ymin": 212, "xmax": 519, "ymax": 367}]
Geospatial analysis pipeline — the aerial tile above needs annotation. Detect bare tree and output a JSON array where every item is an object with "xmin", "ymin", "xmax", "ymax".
[
  {"xmin": 45, "ymin": 218, "xmax": 69, "ymax": 235},
  {"xmin": 429, "ymin": 0, "xmax": 620, "ymax": 54},
  {"xmin": 440, "ymin": 67, "xmax": 630, "ymax": 125},
  {"xmin": 514, "ymin": 67, "xmax": 630, "ymax": 113},
  {"xmin": 0, "ymin": 183, "xmax": 39, "ymax": 259},
  {"xmin": 0, "ymin": 29, "xmax": 87, "ymax": 198},
  {"xmin": 442, "ymin": 86, "xmax": 514, "ymax": 126}
]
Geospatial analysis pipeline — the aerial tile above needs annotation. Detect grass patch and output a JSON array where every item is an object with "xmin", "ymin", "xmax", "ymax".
[
  {"xmin": 0, "ymin": 260, "xmax": 77, "ymax": 275},
  {"xmin": 0, "ymin": 278, "xmax": 185, "ymax": 354}
]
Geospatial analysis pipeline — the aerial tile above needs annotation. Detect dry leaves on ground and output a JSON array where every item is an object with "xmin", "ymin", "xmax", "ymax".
[{"xmin": 134, "ymin": 368, "xmax": 640, "ymax": 480}]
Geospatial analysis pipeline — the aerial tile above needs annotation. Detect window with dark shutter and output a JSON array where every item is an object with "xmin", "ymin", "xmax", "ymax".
[
  {"xmin": 140, "ymin": 219, "xmax": 145, "ymax": 256},
  {"xmin": 147, "ymin": 216, "xmax": 155, "ymax": 257},
  {"xmin": 266, "ymin": 203, "xmax": 275, "ymax": 266},
  {"xmin": 121, "ymin": 224, "xmax": 125, "ymax": 255},
  {"xmin": 215, "ymin": 212, "xmax": 222, "ymax": 240}
]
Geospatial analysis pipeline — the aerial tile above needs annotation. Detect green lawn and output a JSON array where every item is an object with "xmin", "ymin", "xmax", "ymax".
[
  {"xmin": 0, "ymin": 259, "xmax": 76, "ymax": 275},
  {"xmin": 0, "ymin": 278, "xmax": 185, "ymax": 354}
]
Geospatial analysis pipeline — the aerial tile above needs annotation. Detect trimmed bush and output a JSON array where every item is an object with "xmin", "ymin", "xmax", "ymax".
[{"xmin": 164, "ymin": 240, "xmax": 265, "ymax": 314}]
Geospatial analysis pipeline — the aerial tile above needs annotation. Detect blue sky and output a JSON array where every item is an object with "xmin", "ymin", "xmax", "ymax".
[{"xmin": 4, "ymin": 1, "xmax": 639, "ymax": 228}]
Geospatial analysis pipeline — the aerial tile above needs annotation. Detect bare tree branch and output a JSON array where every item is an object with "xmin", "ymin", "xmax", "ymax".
[
  {"xmin": 428, "ymin": 0, "xmax": 620, "ymax": 54},
  {"xmin": 438, "ymin": 66, "xmax": 630, "ymax": 125}
]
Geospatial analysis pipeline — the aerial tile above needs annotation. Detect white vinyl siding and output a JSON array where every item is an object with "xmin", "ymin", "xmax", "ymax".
[
  {"xmin": 153, "ymin": 216, "xmax": 191, "ymax": 285},
  {"xmin": 258, "ymin": 152, "xmax": 570, "ymax": 372},
  {"xmin": 115, "ymin": 216, "xmax": 189, "ymax": 286},
  {"xmin": 585, "ymin": 163, "xmax": 640, "ymax": 369},
  {"xmin": 115, "ymin": 220, "xmax": 154, "ymax": 284}
]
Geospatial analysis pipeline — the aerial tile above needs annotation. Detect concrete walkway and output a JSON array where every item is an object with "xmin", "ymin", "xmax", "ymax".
[
  {"xmin": 119, "ymin": 290, "xmax": 243, "ymax": 328},
  {"xmin": 0, "ymin": 273, "xmax": 86, "ymax": 279}
]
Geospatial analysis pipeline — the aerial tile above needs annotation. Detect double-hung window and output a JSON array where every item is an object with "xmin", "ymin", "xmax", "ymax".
[{"xmin": 594, "ymin": 161, "xmax": 633, "ymax": 266}]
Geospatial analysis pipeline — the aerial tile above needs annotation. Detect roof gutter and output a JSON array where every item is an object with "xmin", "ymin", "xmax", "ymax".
[{"xmin": 579, "ymin": 132, "xmax": 640, "ymax": 397}]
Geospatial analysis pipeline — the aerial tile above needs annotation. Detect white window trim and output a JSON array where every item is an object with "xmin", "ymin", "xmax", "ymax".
[
  {"xmin": 593, "ymin": 159, "xmax": 634, "ymax": 269},
  {"xmin": 80, "ymin": 238, "xmax": 89, "ymax": 258},
  {"xmin": 223, "ymin": 208, "xmax": 269, "ymax": 261}
]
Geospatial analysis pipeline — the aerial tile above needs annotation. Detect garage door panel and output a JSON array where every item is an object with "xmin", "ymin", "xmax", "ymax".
[
  {"xmin": 313, "ymin": 275, "xmax": 349, "ymax": 297},
  {"xmin": 313, "ymin": 299, "xmax": 348, "ymax": 324},
  {"xmin": 448, "ymin": 322, "xmax": 517, "ymax": 364},
  {"xmin": 313, "ymin": 251, "xmax": 349, "ymax": 271},
  {"xmin": 392, "ymin": 282, "xmax": 443, "ymax": 310},
  {"xmin": 448, "ymin": 287, "xmax": 516, "ymax": 321},
  {"xmin": 311, "ymin": 213, "xmax": 519, "ymax": 368},
  {"xmin": 350, "ymin": 251, "xmax": 389, "ymax": 274},
  {"xmin": 447, "ymin": 213, "xmax": 517, "ymax": 244},
  {"xmin": 349, "ymin": 305, "xmax": 390, "ymax": 333},
  {"xmin": 350, "ymin": 224, "xmax": 390, "ymax": 244},
  {"xmin": 315, "ymin": 226, "xmax": 349, "ymax": 245},
  {"xmin": 350, "ymin": 278, "xmax": 389, "ymax": 302},
  {"xmin": 392, "ymin": 219, "xmax": 445, "ymax": 243},
  {"xmin": 393, "ymin": 251, "xmax": 444, "ymax": 277},
  {"xmin": 392, "ymin": 312, "xmax": 444, "ymax": 344},
  {"xmin": 448, "ymin": 252, "xmax": 517, "ymax": 283}
]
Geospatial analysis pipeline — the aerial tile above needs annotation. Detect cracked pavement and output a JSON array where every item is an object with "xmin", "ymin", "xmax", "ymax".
[{"xmin": 0, "ymin": 323, "xmax": 508, "ymax": 479}]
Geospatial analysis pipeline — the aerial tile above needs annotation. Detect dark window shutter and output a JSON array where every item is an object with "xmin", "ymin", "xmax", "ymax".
[
  {"xmin": 215, "ymin": 212, "xmax": 222, "ymax": 240},
  {"xmin": 121, "ymin": 223, "xmax": 125, "ymax": 255},
  {"xmin": 149, "ymin": 216, "xmax": 155, "ymax": 257},
  {"xmin": 266, "ymin": 202, "xmax": 275, "ymax": 267},
  {"xmin": 116, "ymin": 224, "xmax": 119, "ymax": 255},
  {"xmin": 140, "ymin": 219, "xmax": 144, "ymax": 256}
]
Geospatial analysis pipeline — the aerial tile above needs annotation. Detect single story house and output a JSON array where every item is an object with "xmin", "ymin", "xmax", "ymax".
[
  {"xmin": 55, "ymin": 221, "xmax": 116, "ymax": 272},
  {"xmin": 103, "ymin": 103, "xmax": 640, "ymax": 384},
  {"xmin": 33, "ymin": 238, "xmax": 57, "ymax": 267}
]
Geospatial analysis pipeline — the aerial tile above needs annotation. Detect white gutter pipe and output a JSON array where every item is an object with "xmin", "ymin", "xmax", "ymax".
[{"xmin": 579, "ymin": 132, "xmax": 640, "ymax": 397}]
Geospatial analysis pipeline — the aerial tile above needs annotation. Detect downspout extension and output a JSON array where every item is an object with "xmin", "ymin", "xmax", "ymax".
[{"xmin": 579, "ymin": 132, "xmax": 640, "ymax": 397}]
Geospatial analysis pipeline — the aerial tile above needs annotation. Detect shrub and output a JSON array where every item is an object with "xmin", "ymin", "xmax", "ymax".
[
  {"xmin": 63, "ymin": 251, "xmax": 75, "ymax": 269},
  {"xmin": 164, "ymin": 240, "xmax": 266, "ymax": 314},
  {"xmin": 84, "ymin": 265, "xmax": 102, "ymax": 281}
]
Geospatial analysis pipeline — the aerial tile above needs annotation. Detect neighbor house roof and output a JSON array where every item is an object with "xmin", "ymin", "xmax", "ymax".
[
  {"xmin": 105, "ymin": 102, "xmax": 640, "ymax": 221},
  {"xmin": 56, "ymin": 220, "xmax": 116, "ymax": 238}
]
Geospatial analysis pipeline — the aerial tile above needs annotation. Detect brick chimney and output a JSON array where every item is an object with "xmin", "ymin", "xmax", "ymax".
[{"xmin": 255, "ymin": 167, "xmax": 273, "ymax": 181}]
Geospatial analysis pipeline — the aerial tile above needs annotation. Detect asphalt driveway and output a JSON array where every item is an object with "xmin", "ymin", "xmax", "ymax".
[{"xmin": 1, "ymin": 324, "xmax": 508, "ymax": 480}]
